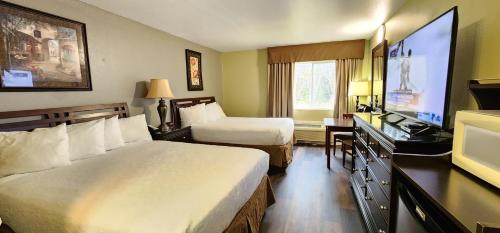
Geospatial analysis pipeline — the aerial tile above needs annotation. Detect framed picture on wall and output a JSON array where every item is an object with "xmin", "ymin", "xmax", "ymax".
[
  {"xmin": 185, "ymin": 49, "xmax": 203, "ymax": 91},
  {"xmin": 0, "ymin": 1, "xmax": 92, "ymax": 91}
]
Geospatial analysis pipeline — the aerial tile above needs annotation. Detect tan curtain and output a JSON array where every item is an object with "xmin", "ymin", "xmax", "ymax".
[
  {"xmin": 333, "ymin": 59, "xmax": 362, "ymax": 118},
  {"xmin": 267, "ymin": 63, "xmax": 294, "ymax": 117}
]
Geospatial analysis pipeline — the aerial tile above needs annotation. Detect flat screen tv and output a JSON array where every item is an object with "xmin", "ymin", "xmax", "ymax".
[{"xmin": 384, "ymin": 7, "xmax": 458, "ymax": 128}]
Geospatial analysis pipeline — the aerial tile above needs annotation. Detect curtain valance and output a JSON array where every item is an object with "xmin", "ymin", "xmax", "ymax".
[{"xmin": 267, "ymin": 39, "xmax": 365, "ymax": 64}]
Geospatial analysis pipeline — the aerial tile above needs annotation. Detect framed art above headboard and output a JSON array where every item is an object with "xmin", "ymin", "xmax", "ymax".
[
  {"xmin": 170, "ymin": 96, "xmax": 215, "ymax": 128},
  {"xmin": 0, "ymin": 1, "xmax": 92, "ymax": 91},
  {"xmin": 0, "ymin": 103, "xmax": 129, "ymax": 132}
]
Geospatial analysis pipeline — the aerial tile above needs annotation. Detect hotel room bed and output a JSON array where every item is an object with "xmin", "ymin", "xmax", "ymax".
[
  {"xmin": 171, "ymin": 97, "xmax": 295, "ymax": 168},
  {"xmin": 0, "ymin": 103, "xmax": 275, "ymax": 233}
]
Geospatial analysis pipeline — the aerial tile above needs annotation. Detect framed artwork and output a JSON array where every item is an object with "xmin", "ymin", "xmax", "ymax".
[
  {"xmin": 0, "ymin": 1, "xmax": 92, "ymax": 91},
  {"xmin": 185, "ymin": 49, "xmax": 203, "ymax": 91}
]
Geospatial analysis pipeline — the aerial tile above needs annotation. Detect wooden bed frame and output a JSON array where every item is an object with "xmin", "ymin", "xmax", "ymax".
[
  {"xmin": 0, "ymin": 103, "xmax": 129, "ymax": 132},
  {"xmin": 170, "ymin": 96, "xmax": 215, "ymax": 128},
  {"xmin": 0, "ymin": 102, "xmax": 274, "ymax": 233},
  {"xmin": 170, "ymin": 96, "xmax": 294, "ymax": 168}
]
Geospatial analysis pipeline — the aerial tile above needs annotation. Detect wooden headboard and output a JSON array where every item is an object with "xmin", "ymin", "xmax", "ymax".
[
  {"xmin": 170, "ymin": 96, "xmax": 216, "ymax": 128},
  {"xmin": 0, "ymin": 103, "xmax": 129, "ymax": 132}
]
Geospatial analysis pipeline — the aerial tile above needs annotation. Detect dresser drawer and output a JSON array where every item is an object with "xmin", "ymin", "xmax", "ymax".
[
  {"xmin": 355, "ymin": 141, "xmax": 369, "ymax": 162},
  {"xmin": 366, "ymin": 169, "xmax": 390, "ymax": 222},
  {"xmin": 378, "ymin": 146, "xmax": 392, "ymax": 172},
  {"xmin": 355, "ymin": 126, "xmax": 369, "ymax": 145},
  {"xmin": 352, "ymin": 169, "xmax": 367, "ymax": 197},
  {"xmin": 354, "ymin": 153, "xmax": 368, "ymax": 178},
  {"xmin": 367, "ymin": 135, "xmax": 380, "ymax": 155},
  {"xmin": 368, "ymin": 160, "xmax": 391, "ymax": 197},
  {"xmin": 365, "ymin": 184, "xmax": 388, "ymax": 233}
]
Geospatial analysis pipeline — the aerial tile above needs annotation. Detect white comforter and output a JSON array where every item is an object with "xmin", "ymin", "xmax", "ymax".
[
  {"xmin": 192, "ymin": 117, "xmax": 294, "ymax": 145},
  {"xmin": 0, "ymin": 141, "xmax": 269, "ymax": 233}
]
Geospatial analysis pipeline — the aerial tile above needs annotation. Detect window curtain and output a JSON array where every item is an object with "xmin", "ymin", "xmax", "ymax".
[
  {"xmin": 267, "ymin": 63, "xmax": 294, "ymax": 117},
  {"xmin": 333, "ymin": 59, "xmax": 362, "ymax": 118}
]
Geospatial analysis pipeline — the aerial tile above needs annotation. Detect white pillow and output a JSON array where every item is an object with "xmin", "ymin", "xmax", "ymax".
[
  {"xmin": 0, "ymin": 123, "xmax": 71, "ymax": 178},
  {"xmin": 179, "ymin": 103, "xmax": 208, "ymax": 127},
  {"xmin": 206, "ymin": 102, "xmax": 226, "ymax": 121},
  {"xmin": 104, "ymin": 116, "xmax": 125, "ymax": 150},
  {"xmin": 67, "ymin": 119, "xmax": 106, "ymax": 161},
  {"xmin": 119, "ymin": 114, "xmax": 152, "ymax": 143}
]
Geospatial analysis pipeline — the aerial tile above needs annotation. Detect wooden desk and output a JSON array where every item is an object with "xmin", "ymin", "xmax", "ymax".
[{"xmin": 324, "ymin": 117, "xmax": 353, "ymax": 169}]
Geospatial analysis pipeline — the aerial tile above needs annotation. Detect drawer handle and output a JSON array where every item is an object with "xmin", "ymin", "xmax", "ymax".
[
  {"xmin": 366, "ymin": 158, "xmax": 373, "ymax": 162},
  {"xmin": 360, "ymin": 168, "xmax": 367, "ymax": 172},
  {"xmin": 380, "ymin": 155, "xmax": 389, "ymax": 159},
  {"xmin": 369, "ymin": 142, "xmax": 376, "ymax": 146},
  {"xmin": 381, "ymin": 180, "xmax": 390, "ymax": 185},
  {"xmin": 365, "ymin": 177, "xmax": 373, "ymax": 182},
  {"xmin": 380, "ymin": 205, "xmax": 388, "ymax": 210},
  {"xmin": 378, "ymin": 230, "xmax": 386, "ymax": 233},
  {"xmin": 364, "ymin": 196, "xmax": 372, "ymax": 200}
]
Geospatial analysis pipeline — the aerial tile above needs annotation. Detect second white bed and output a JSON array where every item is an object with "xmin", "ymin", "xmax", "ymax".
[{"xmin": 191, "ymin": 117, "xmax": 295, "ymax": 145}]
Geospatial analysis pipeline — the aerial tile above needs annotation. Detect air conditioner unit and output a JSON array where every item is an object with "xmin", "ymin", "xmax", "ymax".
[{"xmin": 294, "ymin": 120, "xmax": 334, "ymax": 145}]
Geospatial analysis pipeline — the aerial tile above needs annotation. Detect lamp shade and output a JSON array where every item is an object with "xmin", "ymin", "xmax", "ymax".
[
  {"xmin": 348, "ymin": 80, "xmax": 369, "ymax": 96},
  {"xmin": 373, "ymin": 80, "xmax": 384, "ymax": 95},
  {"xmin": 145, "ymin": 79, "xmax": 174, "ymax": 99}
]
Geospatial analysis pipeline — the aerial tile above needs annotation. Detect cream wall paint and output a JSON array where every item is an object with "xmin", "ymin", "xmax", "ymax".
[
  {"xmin": 0, "ymin": 0, "xmax": 222, "ymax": 125},
  {"xmin": 221, "ymin": 49, "xmax": 267, "ymax": 117},
  {"xmin": 381, "ymin": 0, "xmax": 500, "ymax": 127}
]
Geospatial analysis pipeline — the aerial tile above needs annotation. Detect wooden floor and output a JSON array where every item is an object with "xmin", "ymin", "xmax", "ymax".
[{"xmin": 260, "ymin": 145, "xmax": 366, "ymax": 233}]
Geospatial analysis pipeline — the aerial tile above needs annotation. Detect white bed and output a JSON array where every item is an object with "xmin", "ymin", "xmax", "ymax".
[
  {"xmin": 191, "ymin": 117, "xmax": 295, "ymax": 145},
  {"xmin": 0, "ymin": 141, "xmax": 269, "ymax": 233}
]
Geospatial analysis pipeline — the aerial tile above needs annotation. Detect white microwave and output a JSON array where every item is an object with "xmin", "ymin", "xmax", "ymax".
[{"xmin": 452, "ymin": 110, "xmax": 500, "ymax": 188}]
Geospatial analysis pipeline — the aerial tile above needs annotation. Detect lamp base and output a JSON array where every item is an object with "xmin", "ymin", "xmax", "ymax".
[{"xmin": 157, "ymin": 98, "xmax": 169, "ymax": 132}]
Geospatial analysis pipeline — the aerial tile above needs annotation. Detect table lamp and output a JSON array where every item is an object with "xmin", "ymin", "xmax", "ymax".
[
  {"xmin": 348, "ymin": 80, "xmax": 369, "ymax": 111},
  {"xmin": 372, "ymin": 80, "xmax": 383, "ymax": 108},
  {"xmin": 145, "ymin": 79, "xmax": 174, "ymax": 132}
]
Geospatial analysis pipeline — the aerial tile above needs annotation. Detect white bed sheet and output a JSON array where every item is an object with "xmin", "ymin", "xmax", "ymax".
[
  {"xmin": 192, "ymin": 117, "xmax": 294, "ymax": 145},
  {"xmin": 0, "ymin": 141, "xmax": 269, "ymax": 233}
]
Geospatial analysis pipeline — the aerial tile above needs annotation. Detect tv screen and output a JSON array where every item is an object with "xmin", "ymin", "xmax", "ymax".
[{"xmin": 384, "ymin": 8, "xmax": 457, "ymax": 128}]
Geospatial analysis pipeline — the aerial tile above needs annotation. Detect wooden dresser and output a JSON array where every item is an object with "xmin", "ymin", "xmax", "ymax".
[{"xmin": 351, "ymin": 113, "xmax": 453, "ymax": 233}]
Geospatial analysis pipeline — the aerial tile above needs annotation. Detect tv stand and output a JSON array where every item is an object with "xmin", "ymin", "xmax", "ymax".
[{"xmin": 350, "ymin": 113, "xmax": 453, "ymax": 233}]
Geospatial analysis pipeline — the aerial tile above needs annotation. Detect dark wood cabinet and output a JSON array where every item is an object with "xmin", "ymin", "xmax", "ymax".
[{"xmin": 351, "ymin": 113, "xmax": 453, "ymax": 233}]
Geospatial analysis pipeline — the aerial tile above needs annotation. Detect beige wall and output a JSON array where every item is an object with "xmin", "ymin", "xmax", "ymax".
[
  {"xmin": 0, "ymin": 0, "xmax": 222, "ymax": 125},
  {"xmin": 382, "ymin": 0, "xmax": 500, "ymax": 126},
  {"xmin": 221, "ymin": 49, "xmax": 267, "ymax": 117}
]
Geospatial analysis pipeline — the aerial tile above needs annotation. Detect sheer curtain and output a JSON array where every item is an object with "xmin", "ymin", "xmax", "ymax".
[
  {"xmin": 333, "ymin": 59, "xmax": 362, "ymax": 118},
  {"xmin": 267, "ymin": 63, "xmax": 294, "ymax": 117}
]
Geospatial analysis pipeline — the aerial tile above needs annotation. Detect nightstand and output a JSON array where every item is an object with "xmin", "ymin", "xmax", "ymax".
[{"xmin": 149, "ymin": 126, "xmax": 192, "ymax": 143}]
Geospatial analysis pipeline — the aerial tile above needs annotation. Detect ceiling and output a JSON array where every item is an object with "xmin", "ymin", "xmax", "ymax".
[{"xmin": 80, "ymin": 0, "xmax": 407, "ymax": 52}]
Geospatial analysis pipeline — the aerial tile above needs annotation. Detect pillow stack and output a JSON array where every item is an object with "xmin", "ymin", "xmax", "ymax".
[
  {"xmin": 179, "ymin": 102, "xmax": 226, "ymax": 127},
  {"xmin": 0, "ymin": 114, "xmax": 152, "ymax": 178}
]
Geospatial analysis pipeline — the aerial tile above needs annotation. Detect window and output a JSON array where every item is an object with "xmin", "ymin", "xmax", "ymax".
[{"xmin": 293, "ymin": 61, "xmax": 336, "ymax": 110}]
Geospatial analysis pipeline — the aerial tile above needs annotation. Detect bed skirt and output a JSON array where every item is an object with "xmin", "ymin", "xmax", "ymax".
[
  {"xmin": 194, "ymin": 139, "xmax": 294, "ymax": 168},
  {"xmin": 224, "ymin": 175, "xmax": 276, "ymax": 233}
]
